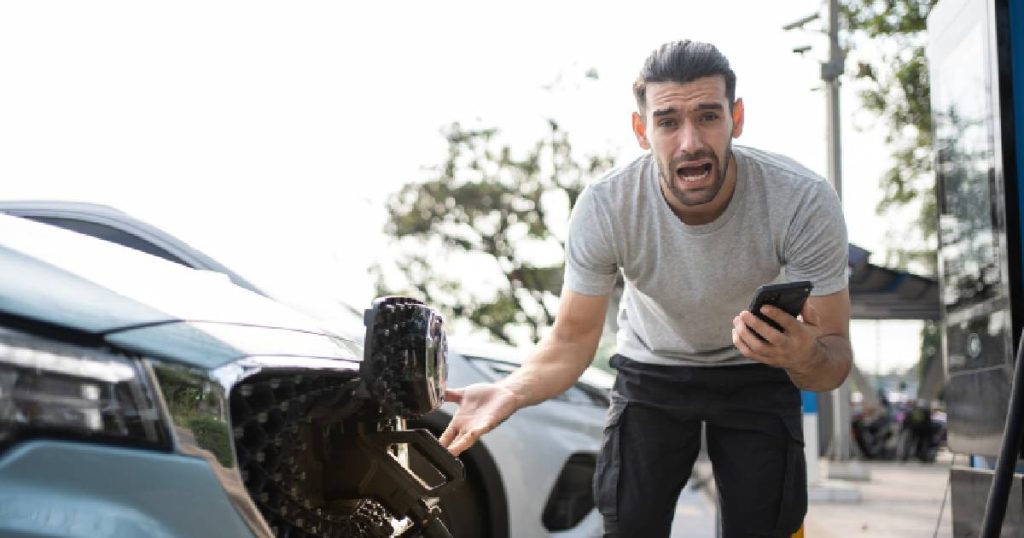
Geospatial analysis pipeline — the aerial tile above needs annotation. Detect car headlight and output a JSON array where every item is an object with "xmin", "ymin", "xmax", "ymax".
[
  {"xmin": 0, "ymin": 328, "xmax": 169, "ymax": 450},
  {"xmin": 361, "ymin": 296, "xmax": 447, "ymax": 418}
]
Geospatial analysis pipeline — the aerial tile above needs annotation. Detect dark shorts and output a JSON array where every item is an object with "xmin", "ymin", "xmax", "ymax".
[{"xmin": 594, "ymin": 355, "xmax": 807, "ymax": 538}]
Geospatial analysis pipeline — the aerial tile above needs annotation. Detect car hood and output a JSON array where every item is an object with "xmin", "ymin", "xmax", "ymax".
[
  {"xmin": 0, "ymin": 214, "xmax": 361, "ymax": 367},
  {"xmin": 105, "ymin": 321, "xmax": 362, "ymax": 370}
]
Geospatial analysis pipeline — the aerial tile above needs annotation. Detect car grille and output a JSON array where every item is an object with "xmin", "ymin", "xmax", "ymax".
[{"xmin": 230, "ymin": 371, "xmax": 397, "ymax": 537}]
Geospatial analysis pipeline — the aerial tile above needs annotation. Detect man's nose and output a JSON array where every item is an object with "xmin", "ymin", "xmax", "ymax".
[{"xmin": 677, "ymin": 121, "xmax": 702, "ymax": 154}]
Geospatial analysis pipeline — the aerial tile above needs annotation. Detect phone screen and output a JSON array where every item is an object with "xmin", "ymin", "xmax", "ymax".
[{"xmin": 747, "ymin": 281, "xmax": 813, "ymax": 334}]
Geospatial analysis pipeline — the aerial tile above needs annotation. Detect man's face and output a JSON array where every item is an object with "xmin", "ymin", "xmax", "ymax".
[{"xmin": 633, "ymin": 76, "xmax": 743, "ymax": 208}]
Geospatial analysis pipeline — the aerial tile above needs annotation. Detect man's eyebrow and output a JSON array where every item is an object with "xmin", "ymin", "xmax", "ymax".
[{"xmin": 652, "ymin": 103, "xmax": 725, "ymax": 117}]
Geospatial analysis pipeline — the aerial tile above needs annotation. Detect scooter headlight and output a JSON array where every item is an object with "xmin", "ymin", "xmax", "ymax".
[{"xmin": 361, "ymin": 297, "xmax": 447, "ymax": 418}]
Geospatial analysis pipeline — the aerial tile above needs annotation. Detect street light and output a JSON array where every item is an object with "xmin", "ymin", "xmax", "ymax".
[
  {"xmin": 782, "ymin": 12, "xmax": 820, "ymax": 32},
  {"xmin": 782, "ymin": 0, "xmax": 867, "ymax": 481}
]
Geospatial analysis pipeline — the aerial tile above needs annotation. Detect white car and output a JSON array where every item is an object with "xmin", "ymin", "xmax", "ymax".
[
  {"xmin": 0, "ymin": 201, "xmax": 613, "ymax": 538},
  {"xmin": 430, "ymin": 342, "xmax": 612, "ymax": 538}
]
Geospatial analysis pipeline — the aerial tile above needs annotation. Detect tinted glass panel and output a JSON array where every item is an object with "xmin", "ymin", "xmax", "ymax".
[{"xmin": 933, "ymin": 18, "xmax": 1002, "ymax": 310}]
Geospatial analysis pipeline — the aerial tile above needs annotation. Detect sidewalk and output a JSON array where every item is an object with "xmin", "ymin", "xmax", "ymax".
[
  {"xmin": 671, "ymin": 451, "xmax": 954, "ymax": 537},
  {"xmin": 803, "ymin": 453, "xmax": 953, "ymax": 538}
]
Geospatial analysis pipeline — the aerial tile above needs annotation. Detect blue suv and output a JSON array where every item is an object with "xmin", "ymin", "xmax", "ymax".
[{"xmin": 0, "ymin": 213, "xmax": 461, "ymax": 537}]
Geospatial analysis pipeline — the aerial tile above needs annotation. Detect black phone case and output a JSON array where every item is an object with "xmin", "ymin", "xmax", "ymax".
[{"xmin": 747, "ymin": 281, "xmax": 814, "ymax": 334}]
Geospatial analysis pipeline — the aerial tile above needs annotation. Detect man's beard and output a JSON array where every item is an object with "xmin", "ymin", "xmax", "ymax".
[{"xmin": 661, "ymin": 141, "xmax": 732, "ymax": 207}]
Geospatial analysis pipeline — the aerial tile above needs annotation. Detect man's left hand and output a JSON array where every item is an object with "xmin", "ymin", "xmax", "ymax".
[{"xmin": 731, "ymin": 301, "xmax": 824, "ymax": 376}]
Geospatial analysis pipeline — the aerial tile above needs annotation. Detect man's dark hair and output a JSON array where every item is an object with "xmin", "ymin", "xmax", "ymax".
[{"xmin": 633, "ymin": 40, "xmax": 737, "ymax": 114}]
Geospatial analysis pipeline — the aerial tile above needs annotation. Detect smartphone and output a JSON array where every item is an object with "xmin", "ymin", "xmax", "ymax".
[{"xmin": 746, "ymin": 281, "xmax": 814, "ymax": 337}]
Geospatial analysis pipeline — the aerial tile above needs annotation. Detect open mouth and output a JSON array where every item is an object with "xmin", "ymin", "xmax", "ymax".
[{"xmin": 675, "ymin": 162, "xmax": 713, "ymax": 183}]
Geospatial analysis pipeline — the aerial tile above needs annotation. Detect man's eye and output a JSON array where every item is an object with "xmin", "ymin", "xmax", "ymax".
[
  {"xmin": 700, "ymin": 113, "xmax": 720, "ymax": 123},
  {"xmin": 658, "ymin": 119, "xmax": 677, "ymax": 128}
]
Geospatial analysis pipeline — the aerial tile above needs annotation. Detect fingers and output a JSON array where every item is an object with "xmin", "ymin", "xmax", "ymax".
[
  {"xmin": 755, "ymin": 305, "xmax": 800, "ymax": 334},
  {"xmin": 735, "ymin": 311, "xmax": 784, "ymax": 346},
  {"xmin": 439, "ymin": 420, "xmax": 486, "ymax": 456},
  {"xmin": 437, "ymin": 385, "xmax": 485, "ymax": 455},
  {"xmin": 733, "ymin": 323, "xmax": 774, "ymax": 364},
  {"xmin": 446, "ymin": 427, "xmax": 484, "ymax": 457},
  {"xmin": 444, "ymin": 387, "xmax": 464, "ymax": 403},
  {"xmin": 732, "ymin": 326, "xmax": 757, "ymax": 358},
  {"xmin": 437, "ymin": 383, "xmax": 516, "ymax": 456},
  {"xmin": 733, "ymin": 311, "xmax": 788, "ymax": 366},
  {"xmin": 438, "ymin": 422, "xmax": 458, "ymax": 449},
  {"xmin": 438, "ymin": 388, "xmax": 464, "ymax": 450}
]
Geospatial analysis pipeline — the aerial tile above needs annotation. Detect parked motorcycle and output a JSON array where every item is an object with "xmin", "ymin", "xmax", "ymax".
[
  {"xmin": 852, "ymin": 396, "xmax": 946, "ymax": 462},
  {"xmin": 898, "ymin": 400, "xmax": 947, "ymax": 463}
]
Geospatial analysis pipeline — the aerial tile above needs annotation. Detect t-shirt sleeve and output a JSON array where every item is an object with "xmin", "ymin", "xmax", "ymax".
[
  {"xmin": 564, "ymin": 185, "xmax": 619, "ymax": 296},
  {"xmin": 783, "ymin": 180, "xmax": 849, "ymax": 296}
]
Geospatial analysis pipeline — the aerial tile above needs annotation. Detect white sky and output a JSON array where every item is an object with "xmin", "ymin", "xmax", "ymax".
[{"xmin": 0, "ymin": 0, "xmax": 924, "ymax": 373}]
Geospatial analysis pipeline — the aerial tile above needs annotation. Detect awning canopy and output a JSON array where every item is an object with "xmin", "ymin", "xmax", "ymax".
[{"xmin": 848, "ymin": 244, "xmax": 940, "ymax": 320}]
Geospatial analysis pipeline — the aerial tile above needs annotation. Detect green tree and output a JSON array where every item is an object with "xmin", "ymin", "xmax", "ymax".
[
  {"xmin": 842, "ymin": 0, "xmax": 940, "ymax": 395},
  {"xmin": 842, "ymin": 0, "xmax": 940, "ymax": 274},
  {"xmin": 375, "ymin": 121, "xmax": 614, "ymax": 346}
]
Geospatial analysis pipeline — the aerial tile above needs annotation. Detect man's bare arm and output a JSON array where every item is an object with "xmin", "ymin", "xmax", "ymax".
[
  {"xmin": 499, "ymin": 290, "xmax": 610, "ymax": 407},
  {"xmin": 732, "ymin": 288, "xmax": 852, "ymax": 391},
  {"xmin": 440, "ymin": 289, "xmax": 609, "ymax": 455}
]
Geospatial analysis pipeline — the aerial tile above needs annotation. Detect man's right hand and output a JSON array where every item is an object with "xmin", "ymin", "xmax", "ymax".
[
  {"xmin": 437, "ymin": 291, "xmax": 610, "ymax": 456},
  {"xmin": 438, "ymin": 383, "xmax": 522, "ymax": 456}
]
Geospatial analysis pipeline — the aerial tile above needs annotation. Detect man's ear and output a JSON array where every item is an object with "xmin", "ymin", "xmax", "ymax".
[
  {"xmin": 731, "ymin": 98, "xmax": 745, "ymax": 138},
  {"xmin": 632, "ymin": 112, "xmax": 650, "ymax": 150}
]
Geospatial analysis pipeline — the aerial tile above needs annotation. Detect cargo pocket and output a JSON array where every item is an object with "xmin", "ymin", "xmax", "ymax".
[
  {"xmin": 775, "ymin": 414, "xmax": 808, "ymax": 534},
  {"xmin": 593, "ymin": 397, "xmax": 628, "ymax": 523}
]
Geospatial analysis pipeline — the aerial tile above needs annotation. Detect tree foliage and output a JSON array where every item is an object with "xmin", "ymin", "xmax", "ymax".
[
  {"xmin": 842, "ymin": 0, "xmax": 939, "ymax": 273},
  {"xmin": 842, "ymin": 0, "xmax": 941, "ymax": 393},
  {"xmin": 375, "ymin": 121, "xmax": 614, "ymax": 345}
]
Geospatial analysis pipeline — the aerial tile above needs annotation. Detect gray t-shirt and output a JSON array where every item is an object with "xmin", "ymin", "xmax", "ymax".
[{"xmin": 565, "ymin": 145, "xmax": 848, "ymax": 367}]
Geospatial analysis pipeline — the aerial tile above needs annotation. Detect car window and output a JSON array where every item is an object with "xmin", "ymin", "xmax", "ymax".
[{"xmin": 26, "ymin": 216, "xmax": 191, "ymax": 267}]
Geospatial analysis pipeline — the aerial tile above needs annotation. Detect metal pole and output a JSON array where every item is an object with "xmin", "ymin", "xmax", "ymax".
[
  {"xmin": 823, "ymin": 0, "xmax": 853, "ymax": 463},
  {"xmin": 825, "ymin": 0, "xmax": 843, "ymax": 199}
]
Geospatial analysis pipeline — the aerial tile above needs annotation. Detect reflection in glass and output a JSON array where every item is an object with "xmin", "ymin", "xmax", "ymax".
[
  {"xmin": 150, "ymin": 362, "xmax": 234, "ymax": 468},
  {"xmin": 933, "ymin": 20, "xmax": 1001, "ymax": 309}
]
